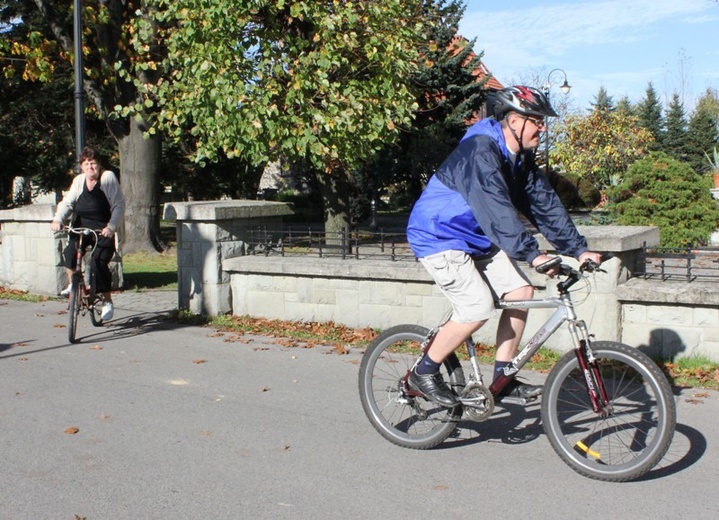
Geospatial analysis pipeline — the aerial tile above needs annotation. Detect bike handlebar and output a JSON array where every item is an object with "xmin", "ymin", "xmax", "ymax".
[{"xmin": 535, "ymin": 255, "xmax": 609, "ymax": 294}]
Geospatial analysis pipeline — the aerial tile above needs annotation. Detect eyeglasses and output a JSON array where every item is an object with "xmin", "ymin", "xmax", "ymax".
[{"xmin": 523, "ymin": 116, "xmax": 546, "ymax": 128}]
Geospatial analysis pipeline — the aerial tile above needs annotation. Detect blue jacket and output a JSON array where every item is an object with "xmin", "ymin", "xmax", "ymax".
[{"xmin": 407, "ymin": 118, "xmax": 587, "ymax": 264}]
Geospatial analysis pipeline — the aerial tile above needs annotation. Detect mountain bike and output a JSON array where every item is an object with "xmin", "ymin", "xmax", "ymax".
[
  {"xmin": 358, "ymin": 257, "xmax": 676, "ymax": 482},
  {"xmin": 62, "ymin": 226, "xmax": 107, "ymax": 343}
]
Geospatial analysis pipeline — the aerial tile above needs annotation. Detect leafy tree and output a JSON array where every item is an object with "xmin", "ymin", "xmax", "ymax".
[
  {"xmin": 137, "ymin": 0, "xmax": 425, "ymax": 237},
  {"xmin": 686, "ymin": 88, "xmax": 719, "ymax": 174},
  {"xmin": 590, "ymin": 86, "xmax": 614, "ymax": 113},
  {"xmin": 360, "ymin": 0, "xmax": 488, "ymax": 211},
  {"xmin": 0, "ymin": 0, "xmax": 115, "ymax": 206},
  {"xmin": 663, "ymin": 93, "xmax": 689, "ymax": 162},
  {"xmin": 552, "ymin": 108, "xmax": 654, "ymax": 198},
  {"xmin": 4, "ymin": 0, "xmax": 166, "ymax": 252},
  {"xmin": 609, "ymin": 152, "xmax": 719, "ymax": 247},
  {"xmin": 636, "ymin": 82, "xmax": 664, "ymax": 150}
]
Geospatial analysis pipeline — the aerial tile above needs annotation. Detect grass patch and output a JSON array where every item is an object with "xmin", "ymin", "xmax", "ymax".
[
  {"xmin": 122, "ymin": 249, "xmax": 178, "ymax": 290},
  {"xmin": 663, "ymin": 355, "xmax": 719, "ymax": 389},
  {"xmin": 0, "ymin": 286, "xmax": 54, "ymax": 302}
]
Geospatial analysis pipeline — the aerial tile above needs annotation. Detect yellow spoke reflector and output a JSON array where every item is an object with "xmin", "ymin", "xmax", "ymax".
[{"xmin": 576, "ymin": 441, "xmax": 601, "ymax": 459}]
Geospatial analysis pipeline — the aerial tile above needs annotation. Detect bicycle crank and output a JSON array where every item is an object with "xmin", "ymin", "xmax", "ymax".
[{"xmin": 460, "ymin": 383, "xmax": 494, "ymax": 421}]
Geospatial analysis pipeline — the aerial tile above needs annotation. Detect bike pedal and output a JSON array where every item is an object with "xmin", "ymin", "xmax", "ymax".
[{"xmin": 498, "ymin": 396, "xmax": 538, "ymax": 407}]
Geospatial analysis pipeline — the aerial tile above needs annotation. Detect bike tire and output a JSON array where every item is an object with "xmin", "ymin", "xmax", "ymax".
[
  {"xmin": 67, "ymin": 274, "xmax": 82, "ymax": 344},
  {"xmin": 541, "ymin": 341, "xmax": 676, "ymax": 482},
  {"xmin": 358, "ymin": 324, "xmax": 465, "ymax": 450}
]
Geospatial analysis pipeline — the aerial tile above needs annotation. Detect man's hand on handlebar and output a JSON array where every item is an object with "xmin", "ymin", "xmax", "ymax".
[
  {"xmin": 578, "ymin": 251, "xmax": 603, "ymax": 272},
  {"xmin": 532, "ymin": 254, "xmax": 561, "ymax": 278}
]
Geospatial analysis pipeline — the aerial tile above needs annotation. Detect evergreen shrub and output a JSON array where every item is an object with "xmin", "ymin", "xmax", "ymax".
[{"xmin": 609, "ymin": 152, "xmax": 719, "ymax": 247}]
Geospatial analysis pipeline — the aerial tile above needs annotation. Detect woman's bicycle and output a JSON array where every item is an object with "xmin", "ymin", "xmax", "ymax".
[
  {"xmin": 62, "ymin": 226, "xmax": 107, "ymax": 344},
  {"xmin": 358, "ymin": 257, "xmax": 676, "ymax": 482}
]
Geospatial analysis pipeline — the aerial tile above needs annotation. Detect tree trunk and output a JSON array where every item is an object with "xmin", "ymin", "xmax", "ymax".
[
  {"xmin": 117, "ymin": 119, "xmax": 163, "ymax": 254},
  {"xmin": 315, "ymin": 168, "xmax": 352, "ymax": 250}
]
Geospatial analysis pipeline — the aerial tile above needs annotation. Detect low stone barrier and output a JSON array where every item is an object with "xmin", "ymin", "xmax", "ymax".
[
  {"xmin": 222, "ymin": 226, "xmax": 714, "ymax": 358},
  {"xmin": 617, "ymin": 279, "xmax": 719, "ymax": 360},
  {"xmin": 0, "ymin": 204, "xmax": 122, "ymax": 295}
]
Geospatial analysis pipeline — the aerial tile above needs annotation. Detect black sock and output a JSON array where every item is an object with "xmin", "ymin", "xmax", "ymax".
[
  {"xmin": 493, "ymin": 360, "xmax": 511, "ymax": 382},
  {"xmin": 416, "ymin": 354, "xmax": 442, "ymax": 375}
]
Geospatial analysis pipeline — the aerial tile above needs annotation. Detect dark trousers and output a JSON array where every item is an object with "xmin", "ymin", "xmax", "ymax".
[{"xmin": 63, "ymin": 235, "xmax": 116, "ymax": 293}]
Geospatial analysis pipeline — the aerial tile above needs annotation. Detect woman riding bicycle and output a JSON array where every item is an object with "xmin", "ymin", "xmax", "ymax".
[
  {"xmin": 406, "ymin": 86, "xmax": 601, "ymax": 407},
  {"xmin": 50, "ymin": 147, "xmax": 126, "ymax": 321}
]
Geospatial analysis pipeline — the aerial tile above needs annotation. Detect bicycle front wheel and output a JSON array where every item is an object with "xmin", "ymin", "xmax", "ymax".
[
  {"xmin": 542, "ymin": 341, "xmax": 675, "ymax": 482},
  {"xmin": 67, "ymin": 275, "xmax": 81, "ymax": 344},
  {"xmin": 358, "ymin": 324, "xmax": 465, "ymax": 450}
]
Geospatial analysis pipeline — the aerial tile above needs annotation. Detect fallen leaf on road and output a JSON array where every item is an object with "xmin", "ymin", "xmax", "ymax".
[
  {"xmin": 89, "ymin": 345, "xmax": 103, "ymax": 350},
  {"xmin": 65, "ymin": 427, "xmax": 80, "ymax": 434},
  {"xmin": 53, "ymin": 323, "xmax": 66, "ymax": 328},
  {"xmin": 261, "ymin": 387, "xmax": 270, "ymax": 392},
  {"xmin": 193, "ymin": 359, "xmax": 207, "ymax": 364}
]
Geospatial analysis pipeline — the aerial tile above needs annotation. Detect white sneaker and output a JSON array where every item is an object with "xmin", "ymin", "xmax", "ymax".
[
  {"xmin": 60, "ymin": 284, "xmax": 72, "ymax": 297},
  {"xmin": 101, "ymin": 302, "xmax": 114, "ymax": 321}
]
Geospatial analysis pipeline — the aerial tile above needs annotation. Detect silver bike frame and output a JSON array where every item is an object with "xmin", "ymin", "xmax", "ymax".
[{"xmin": 464, "ymin": 292, "xmax": 589, "ymax": 386}]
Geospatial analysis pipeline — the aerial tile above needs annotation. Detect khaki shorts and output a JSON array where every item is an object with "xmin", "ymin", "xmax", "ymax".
[{"xmin": 419, "ymin": 249, "xmax": 531, "ymax": 323}]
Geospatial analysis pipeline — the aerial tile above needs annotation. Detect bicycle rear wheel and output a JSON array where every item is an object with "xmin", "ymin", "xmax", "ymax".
[
  {"xmin": 542, "ymin": 341, "xmax": 675, "ymax": 482},
  {"xmin": 358, "ymin": 324, "xmax": 465, "ymax": 450},
  {"xmin": 67, "ymin": 274, "xmax": 82, "ymax": 344}
]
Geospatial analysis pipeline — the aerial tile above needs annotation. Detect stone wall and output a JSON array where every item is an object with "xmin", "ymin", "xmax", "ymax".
[
  {"xmin": 0, "ymin": 204, "xmax": 123, "ymax": 295},
  {"xmin": 618, "ymin": 279, "xmax": 719, "ymax": 360},
  {"xmin": 222, "ymin": 226, "xmax": 719, "ymax": 358}
]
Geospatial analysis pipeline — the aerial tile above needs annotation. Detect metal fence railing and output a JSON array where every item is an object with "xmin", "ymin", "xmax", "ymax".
[
  {"xmin": 246, "ymin": 230, "xmax": 719, "ymax": 281},
  {"xmin": 633, "ymin": 244, "xmax": 719, "ymax": 282},
  {"xmin": 245, "ymin": 227, "xmax": 417, "ymax": 262}
]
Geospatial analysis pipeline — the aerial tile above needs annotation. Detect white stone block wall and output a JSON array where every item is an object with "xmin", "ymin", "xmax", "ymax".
[
  {"xmin": 618, "ymin": 279, "xmax": 719, "ymax": 361},
  {"xmin": 0, "ymin": 204, "xmax": 122, "ymax": 295}
]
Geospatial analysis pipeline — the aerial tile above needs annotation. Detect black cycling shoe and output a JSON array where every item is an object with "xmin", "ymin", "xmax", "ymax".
[
  {"xmin": 498, "ymin": 379, "xmax": 543, "ymax": 401},
  {"xmin": 408, "ymin": 369, "xmax": 460, "ymax": 408}
]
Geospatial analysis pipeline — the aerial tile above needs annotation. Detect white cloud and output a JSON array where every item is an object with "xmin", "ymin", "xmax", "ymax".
[{"xmin": 461, "ymin": 0, "xmax": 713, "ymax": 58}]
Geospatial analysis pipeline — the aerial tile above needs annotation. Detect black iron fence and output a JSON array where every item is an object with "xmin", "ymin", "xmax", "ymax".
[
  {"xmin": 245, "ymin": 227, "xmax": 416, "ymax": 261},
  {"xmin": 246, "ymin": 229, "xmax": 719, "ymax": 282},
  {"xmin": 633, "ymin": 244, "xmax": 719, "ymax": 282}
]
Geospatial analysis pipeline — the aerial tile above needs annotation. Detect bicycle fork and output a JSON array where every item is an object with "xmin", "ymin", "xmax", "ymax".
[{"xmin": 569, "ymin": 320, "xmax": 612, "ymax": 416}]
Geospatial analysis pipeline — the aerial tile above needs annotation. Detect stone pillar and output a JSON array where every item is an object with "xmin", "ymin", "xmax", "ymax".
[
  {"xmin": 523, "ymin": 225, "xmax": 660, "ymax": 351},
  {"xmin": 163, "ymin": 200, "xmax": 293, "ymax": 315}
]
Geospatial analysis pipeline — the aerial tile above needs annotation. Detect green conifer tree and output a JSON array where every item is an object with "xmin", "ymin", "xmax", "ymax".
[
  {"xmin": 686, "ymin": 89, "xmax": 719, "ymax": 174},
  {"xmin": 590, "ymin": 86, "xmax": 614, "ymax": 112},
  {"xmin": 636, "ymin": 82, "xmax": 664, "ymax": 150},
  {"xmin": 663, "ymin": 93, "xmax": 688, "ymax": 162}
]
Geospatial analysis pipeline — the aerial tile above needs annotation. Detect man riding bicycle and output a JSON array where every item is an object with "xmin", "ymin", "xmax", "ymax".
[{"xmin": 406, "ymin": 86, "xmax": 601, "ymax": 407}]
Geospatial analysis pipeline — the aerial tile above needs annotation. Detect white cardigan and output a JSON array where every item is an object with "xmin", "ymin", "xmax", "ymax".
[{"xmin": 53, "ymin": 171, "xmax": 126, "ymax": 233}]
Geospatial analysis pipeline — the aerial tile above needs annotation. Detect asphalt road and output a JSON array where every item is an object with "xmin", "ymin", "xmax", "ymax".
[{"xmin": 1, "ymin": 293, "xmax": 718, "ymax": 520}]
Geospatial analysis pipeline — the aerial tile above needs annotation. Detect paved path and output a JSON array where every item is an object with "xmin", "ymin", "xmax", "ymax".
[{"xmin": 1, "ymin": 292, "xmax": 718, "ymax": 519}]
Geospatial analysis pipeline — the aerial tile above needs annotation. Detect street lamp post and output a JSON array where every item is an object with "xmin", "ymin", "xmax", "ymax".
[
  {"xmin": 73, "ymin": 0, "xmax": 85, "ymax": 170},
  {"xmin": 542, "ymin": 68, "xmax": 571, "ymax": 173}
]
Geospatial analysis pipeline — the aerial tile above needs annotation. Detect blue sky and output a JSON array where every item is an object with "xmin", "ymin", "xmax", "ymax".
[{"xmin": 459, "ymin": 0, "xmax": 719, "ymax": 112}]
